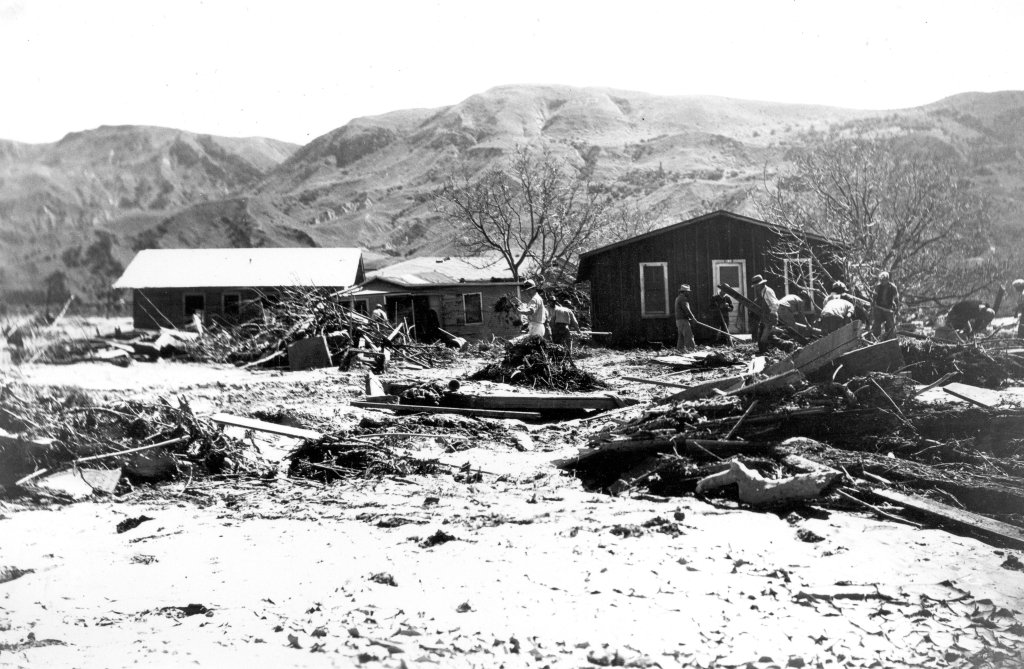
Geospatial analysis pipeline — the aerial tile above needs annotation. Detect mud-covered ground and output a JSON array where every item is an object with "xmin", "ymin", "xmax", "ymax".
[{"xmin": 3, "ymin": 349, "xmax": 1024, "ymax": 668}]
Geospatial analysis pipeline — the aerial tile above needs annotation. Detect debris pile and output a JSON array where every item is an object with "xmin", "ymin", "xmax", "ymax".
[
  {"xmin": 287, "ymin": 435, "xmax": 443, "ymax": 482},
  {"xmin": 899, "ymin": 338, "xmax": 1024, "ymax": 387},
  {"xmin": 469, "ymin": 336, "xmax": 604, "ymax": 391},
  {"xmin": 564, "ymin": 325, "xmax": 1024, "ymax": 546},
  {"xmin": 0, "ymin": 379, "xmax": 270, "ymax": 494}
]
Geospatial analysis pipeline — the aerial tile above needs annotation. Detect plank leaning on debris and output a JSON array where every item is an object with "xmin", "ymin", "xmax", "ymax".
[{"xmin": 210, "ymin": 413, "xmax": 324, "ymax": 440}]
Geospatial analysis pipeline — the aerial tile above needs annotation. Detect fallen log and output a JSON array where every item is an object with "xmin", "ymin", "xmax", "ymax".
[
  {"xmin": 351, "ymin": 401, "xmax": 543, "ymax": 421},
  {"xmin": 448, "ymin": 392, "xmax": 632, "ymax": 412}
]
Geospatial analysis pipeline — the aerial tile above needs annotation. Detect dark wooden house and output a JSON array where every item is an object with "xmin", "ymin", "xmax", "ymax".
[
  {"xmin": 113, "ymin": 248, "xmax": 364, "ymax": 330},
  {"xmin": 576, "ymin": 210, "xmax": 840, "ymax": 346}
]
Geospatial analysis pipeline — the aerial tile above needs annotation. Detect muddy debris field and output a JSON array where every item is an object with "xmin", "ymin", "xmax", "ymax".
[{"xmin": 3, "ymin": 316, "xmax": 1024, "ymax": 668}]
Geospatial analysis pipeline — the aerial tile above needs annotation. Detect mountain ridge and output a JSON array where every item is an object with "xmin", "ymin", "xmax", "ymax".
[{"xmin": 2, "ymin": 86, "xmax": 1024, "ymax": 303}]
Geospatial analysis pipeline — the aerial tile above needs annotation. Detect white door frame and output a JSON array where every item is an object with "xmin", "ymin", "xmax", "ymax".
[{"xmin": 712, "ymin": 259, "xmax": 748, "ymax": 332}]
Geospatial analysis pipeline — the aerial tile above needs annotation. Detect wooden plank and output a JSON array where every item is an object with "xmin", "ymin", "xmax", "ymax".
[
  {"xmin": 620, "ymin": 376, "xmax": 691, "ymax": 389},
  {"xmin": 942, "ymin": 382, "xmax": 1002, "ymax": 409},
  {"xmin": 834, "ymin": 338, "xmax": 904, "ymax": 377},
  {"xmin": 210, "ymin": 413, "xmax": 323, "ymax": 440},
  {"xmin": 727, "ymin": 369, "xmax": 805, "ymax": 396},
  {"xmin": 365, "ymin": 372, "xmax": 385, "ymax": 397},
  {"xmin": 453, "ymin": 392, "xmax": 632, "ymax": 411},
  {"xmin": 764, "ymin": 321, "xmax": 863, "ymax": 377},
  {"xmin": 661, "ymin": 374, "xmax": 746, "ymax": 404},
  {"xmin": 870, "ymin": 488, "xmax": 1024, "ymax": 550},
  {"xmin": 351, "ymin": 402, "xmax": 543, "ymax": 421}
]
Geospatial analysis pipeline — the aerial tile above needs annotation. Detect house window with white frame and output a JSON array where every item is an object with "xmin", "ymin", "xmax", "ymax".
[
  {"xmin": 783, "ymin": 258, "xmax": 814, "ymax": 307},
  {"xmin": 463, "ymin": 292, "xmax": 483, "ymax": 324},
  {"xmin": 639, "ymin": 262, "xmax": 669, "ymax": 317}
]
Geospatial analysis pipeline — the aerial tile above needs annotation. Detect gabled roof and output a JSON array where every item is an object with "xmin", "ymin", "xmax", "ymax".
[
  {"xmin": 113, "ymin": 248, "xmax": 364, "ymax": 289},
  {"xmin": 579, "ymin": 210, "xmax": 831, "ymax": 260},
  {"xmin": 367, "ymin": 255, "xmax": 523, "ymax": 288}
]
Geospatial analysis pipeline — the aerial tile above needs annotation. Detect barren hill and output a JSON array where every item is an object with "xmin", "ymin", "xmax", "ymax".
[{"xmin": 3, "ymin": 85, "xmax": 1024, "ymax": 303}]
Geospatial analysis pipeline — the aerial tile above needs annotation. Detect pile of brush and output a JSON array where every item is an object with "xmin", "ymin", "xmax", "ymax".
[
  {"xmin": 287, "ymin": 434, "xmax": 444, "ymax": 482},
  {"xmin": 0, "ymin": 379, "xmax": 271, "ymax": 491},
  {"xmin": 469, "ymin": 336, "xmax": 603, "ymax": 391},
  {"xmin": 898, "ymin": 338, "xmax": 1024, "ymax": 387}
]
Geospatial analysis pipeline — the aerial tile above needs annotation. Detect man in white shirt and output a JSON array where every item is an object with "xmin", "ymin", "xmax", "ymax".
[{"xmin": 519, "ymin": 280, "xmax": 546, "ymax": 338}]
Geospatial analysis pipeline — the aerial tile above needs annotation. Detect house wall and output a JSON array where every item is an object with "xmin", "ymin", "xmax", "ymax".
[
  {"xmin": 581, "ymin": 213, "xmax": 841, "ymax": 346},
  {"xmin": 131, "ymin": 287, "xmax": 277, "ymax": 329},
  {"xmin": 359, "ymin": 280, "xmax": 522, "ymax": 341}
]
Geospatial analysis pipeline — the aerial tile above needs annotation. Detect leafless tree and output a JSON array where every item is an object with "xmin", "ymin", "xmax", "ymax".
[
  {"xmin": 437, "ymin": 145, "xmax": 612, "ymax": 283},
  {"xmin": 758, "ymin": 134, "xmax": 1005, "ymax": 306}
]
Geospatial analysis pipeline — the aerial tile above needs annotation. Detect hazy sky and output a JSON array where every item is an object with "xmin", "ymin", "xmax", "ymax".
[{"xmin": 2, "ymin": 0, "xmax": 1022, "ymax": 145}]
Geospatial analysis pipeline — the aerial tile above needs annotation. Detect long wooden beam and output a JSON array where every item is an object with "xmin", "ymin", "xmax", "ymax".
[{"xmin": 351, "ymin": 401, "xmax": 542, "ymax": 421}]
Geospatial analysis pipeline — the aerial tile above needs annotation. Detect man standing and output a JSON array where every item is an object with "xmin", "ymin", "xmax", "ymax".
[
  {"xmin": 674, "ymin": 284, "xmax": 697, "ymax": 352},
  {"xmin": 709, "ymin": 288, "xmax": 733, "ymax": 346},
  {"xmin": 871, "ymin": 272, "xmax": 900, "ymax": 340},
  {"xmin": 750, "ymin": 275, "xmax": 779, "ymax": 353},
  {"xmin": 550, "ymin": 298, "xmax": 582, "ymax": 355},
  {"xmin": 518, "ymin": 280, "xmax": 546, "ymax": 338},
  {"xmin": 371, "ymin": 303, "xmax": 389, "ymax": 324}
]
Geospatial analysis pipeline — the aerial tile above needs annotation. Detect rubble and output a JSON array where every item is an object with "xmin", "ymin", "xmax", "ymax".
[
  {"xmin": 0, "ymin": 379, "xmax": 271, "ymax": 494},
  {"xmin": 469, "ymin": 336, "xmax": 604, "ymax": 391}
]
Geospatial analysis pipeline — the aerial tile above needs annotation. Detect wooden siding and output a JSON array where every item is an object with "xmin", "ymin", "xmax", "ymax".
[
  {"xmin": 132, "ymin": 287, "xmax": 279, "ymax": 330},
  {"xmin": 358, "ymin": 280, "xmax": 522, "ymax": 340},
  {"xmin": 580, "ymin": 212, "xmax": 842, "ymax": 346}
]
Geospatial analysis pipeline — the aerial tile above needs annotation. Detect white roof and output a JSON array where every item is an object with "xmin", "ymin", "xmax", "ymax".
[{"xmin": 113, "ymin": 248, "xmax": 364, "ymax": 289}]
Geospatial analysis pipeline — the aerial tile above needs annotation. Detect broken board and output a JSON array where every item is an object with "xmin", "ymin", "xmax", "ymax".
[
  {"xmin": 833, "ymin": 338, "xmax": 905, "ymax": 378},
  {"xmin": 210, "ymin": 413, "xmax": 324, "ymax": 440},
  {"xmin": 288, "ymin": 335, "xmax": 333, "ymax": 371},
  {"xmin": 870, "ymin": 488, "xmax": 1024, "ymax": 550},
  {"xmin": 449, "ymin": 392, "xmax": 632, "ymax": 412},
  {"xmin": 942, "ymin": 382, "xmax": 1002, "ymax": 409},
  {"xmin": 35, "ymin": 467, "xmax": 122, "ymax": 499},
  {"xmin": 764, "ymin": 320, "xmax": 863, "ymax": 378},
  {"xmin": 661, "ymin": 375, "xmax": 746, "ymax": 404},
  {"xmin": 351, "ymin": 401, "xmax": 542, "ymax": 420}
]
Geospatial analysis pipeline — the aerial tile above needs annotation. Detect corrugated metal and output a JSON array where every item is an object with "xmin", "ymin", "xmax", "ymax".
[
  {"xmin": 113, "ymin": 248, "xmax": 365, "ymax": 289},
  {"xmin": 369, "ymin": 255, "xmax": 524, "ymax": 287}
]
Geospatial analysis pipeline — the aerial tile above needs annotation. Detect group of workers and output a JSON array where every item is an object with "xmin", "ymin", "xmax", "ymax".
[
  {"xmin": 517, "ymin": 279, "xmax": 583, "ymax": 352},
  {"xmin": 675, "ymin": 270, "xmax": 1020, "ymax": 354}
]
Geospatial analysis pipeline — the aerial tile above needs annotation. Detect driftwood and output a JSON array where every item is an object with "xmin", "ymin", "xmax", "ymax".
[{"xmin": 696, "ymin": 460, "xmax": 841, "ymax": 505}]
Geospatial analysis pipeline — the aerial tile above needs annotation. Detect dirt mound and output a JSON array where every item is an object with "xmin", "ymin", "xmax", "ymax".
[{"xmin": 468, "ymin": 336, "xmax": 604, "ymax": 391}]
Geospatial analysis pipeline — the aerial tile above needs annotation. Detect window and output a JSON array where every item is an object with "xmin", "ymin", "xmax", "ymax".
[
  {"xmin": 463, "ymin": 292, "xmax": 483, "ymax": 325},
  {"xmin": 349, "ymin": 299, "xmax": 369, "ymax": 316},
  {"xmin": 639, "ymin": 262, "xmax": 669, "ymax": 317},
  {"xmin": 183, "ymin": 293, "xmax": 205, "ymax": 317},
  {"xmin": 222, "ymin": 293, "xmax": 240, "ymax": 318},
  {"xmin": 783, "ymin": 258, "xmax": 814, "ymax": 304}
]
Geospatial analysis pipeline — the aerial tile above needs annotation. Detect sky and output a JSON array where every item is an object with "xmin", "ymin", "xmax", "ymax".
[{"xmin": 2, "ymin": 0, "xmax": 1023, "ymax": 145}]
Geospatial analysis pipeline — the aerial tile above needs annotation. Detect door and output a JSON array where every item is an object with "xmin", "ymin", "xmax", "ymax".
[{"xmin": 712, "ymin": 259, "xmax": 747, "ymax": 332}]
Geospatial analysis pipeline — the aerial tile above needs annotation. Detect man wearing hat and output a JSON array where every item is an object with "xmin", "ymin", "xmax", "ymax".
[
  {"xmin": 674, "ymin": 284, "xmax": 697, "ymax": 352},
  {"xmin": 750, "ymin": 274, "xmax": 779, "ymax": 353},
  {"xmin": 518, "ymin": 279, "xmax": 547, "ymax": 338},
  {"xmin": 871, "ymin": 272, "xmax": 900, "ymax": 339}
]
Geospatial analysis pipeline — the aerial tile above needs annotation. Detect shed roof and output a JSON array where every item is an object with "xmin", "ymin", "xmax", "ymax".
[
  {"xmin": 113, "ymin": 248, "xmax": 364, "ymax": 289},
  {"xmin": 579, "ymin": 210, "xmax": 831, "ymax": 261},
  {"xmin": 367, "ymin": 255, "xmax": 522, "ymax": 288}
]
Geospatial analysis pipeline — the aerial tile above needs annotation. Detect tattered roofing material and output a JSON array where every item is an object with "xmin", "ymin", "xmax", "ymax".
[
  {"xmin": 112, "ymin": 248, "xmax": 365, "ymax": 289},
  {"xmin": 367, "ymin": 255, "xmax": 522, "ymax": 288}
]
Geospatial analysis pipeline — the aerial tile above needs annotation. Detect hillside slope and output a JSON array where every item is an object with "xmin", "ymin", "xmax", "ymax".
[
  {"xmin": 0, "ymin": 126, "xmax": 298, "ymax": 300},
  {"xmin": 4, "ymin": 85, "xmax": 1024, "ymax": 303}
]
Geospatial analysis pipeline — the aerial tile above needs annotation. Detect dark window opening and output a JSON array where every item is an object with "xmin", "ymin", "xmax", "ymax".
[
  {"xmin": 184, "ymin": 293, "xmax": 206, "ymax": 318},
  {"xmin": 223, "ymin": 293, "xmax": 240, "ymax": 318},
  {"xmin": 463, "ymin": 293, "xmax": 483, "ymax": 324}
]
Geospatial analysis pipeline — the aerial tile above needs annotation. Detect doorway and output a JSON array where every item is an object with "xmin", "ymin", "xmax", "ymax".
[{"xmin": 712, "ymin": 259, "xmax": 747, "ymax": 332}]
